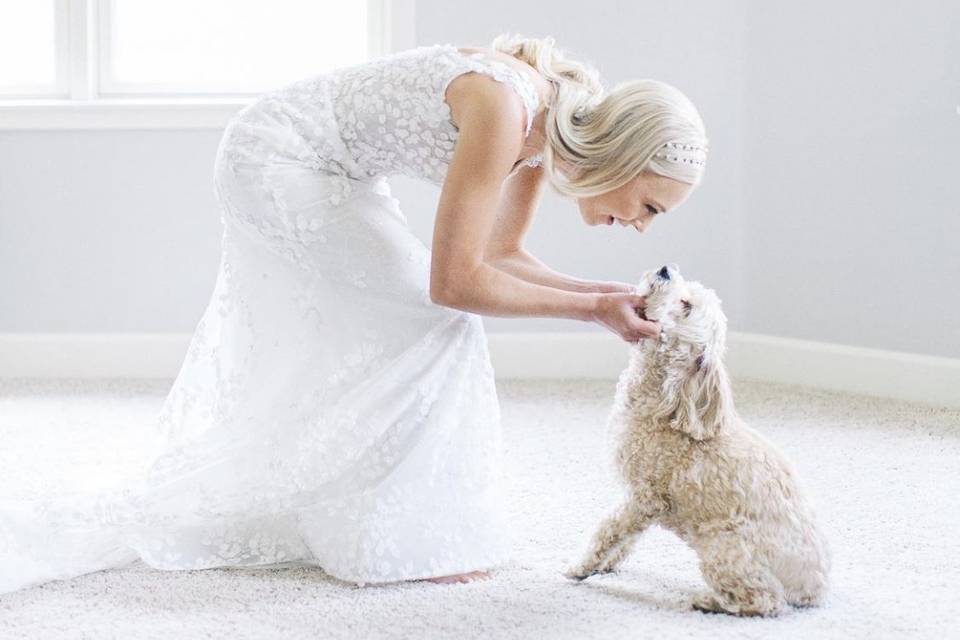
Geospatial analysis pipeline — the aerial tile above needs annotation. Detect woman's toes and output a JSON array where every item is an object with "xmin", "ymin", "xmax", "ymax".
[{"xmin": 424, "ymin": 570, "xmax": 490, "ymax": 584}]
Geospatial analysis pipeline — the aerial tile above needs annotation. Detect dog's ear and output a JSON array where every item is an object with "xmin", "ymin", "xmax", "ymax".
[{"xmin": 665, "ymin": 352, "xmax": 732, "ymax": 440}]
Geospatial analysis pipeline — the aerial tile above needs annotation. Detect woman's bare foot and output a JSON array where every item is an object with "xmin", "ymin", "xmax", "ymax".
[{"xmin": 422, "ymin": 570, "xmax": 491, "ymax": 584}]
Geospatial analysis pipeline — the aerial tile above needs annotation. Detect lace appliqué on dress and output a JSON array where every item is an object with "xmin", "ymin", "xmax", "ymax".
[
  {"xmin": 0, "ymin": 42, "xmax": 523, "ymax": 596},
  {"xmin": 330, "ymin": 43, "xmax": 543, "ymax": 186}
]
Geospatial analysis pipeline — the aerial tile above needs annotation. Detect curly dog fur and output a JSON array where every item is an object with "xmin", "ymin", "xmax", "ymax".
[{"xmin": 564, "ymin": 265, "xmax": 831, "ymax": 617}]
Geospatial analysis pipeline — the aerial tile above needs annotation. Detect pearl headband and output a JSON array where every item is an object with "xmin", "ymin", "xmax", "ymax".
[{"xmin": 652, "ymin": 141, "xmax": 708, "ymax": 167}]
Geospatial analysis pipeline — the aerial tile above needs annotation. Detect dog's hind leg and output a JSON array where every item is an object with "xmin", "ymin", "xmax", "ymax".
[
  {"xmin": 563, "ymin": 497, "xmax": 662, "ymax": 580},
  {"xmin": 784, "ymin": 533, "xmax": 830, "ymax": 608},
  {"xmin": 691, "ymin": 532, "xmax": 786, "ymax": 617},
  {"xmin": 784, "ymin": 561, "xmax": 829, "ymax": 608}
]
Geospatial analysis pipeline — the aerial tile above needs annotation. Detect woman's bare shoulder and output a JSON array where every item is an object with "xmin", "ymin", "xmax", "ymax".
[{"xmin": 444, "ymin": 64, "xmax": 528, "ymax": 134}]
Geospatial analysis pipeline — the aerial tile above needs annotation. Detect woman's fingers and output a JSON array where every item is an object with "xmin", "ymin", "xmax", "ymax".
[
  {"xmin": 634, "ymin": 318, "xmax": 661, "ymax": 338},
  {"xmin": 621, "ymin": 298, "xmax": 660, "ymax": 342},
  {"xmin": 592, "ymin": 291, "xmax": 660, "ymax": 343}
]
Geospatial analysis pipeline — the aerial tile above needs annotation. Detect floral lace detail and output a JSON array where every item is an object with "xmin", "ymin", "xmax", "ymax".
[
  {"xmin": 0, "ymin": 43, "xmax": 521, "ymax": 594},
  {"xmin": 209, "ymin": 43, "xmax": 544, "ymax": 263},
  {"xmin": 330, "ymin": 42, "xmax": 543, "ymax": 185},
  {"xmin": 0, "ymin": 196, "xmax": 515, "ymax": 591}
]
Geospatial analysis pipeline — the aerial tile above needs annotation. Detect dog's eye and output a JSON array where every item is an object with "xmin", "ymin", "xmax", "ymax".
[{"xmin": 681, "ymin": 299, "xmax": 693, "ymax": 316}]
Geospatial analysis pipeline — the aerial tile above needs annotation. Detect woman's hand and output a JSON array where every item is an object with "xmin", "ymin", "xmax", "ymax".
[{"xmin": 591, "ymin": 292, "xmax": 661, "ymax": 343}]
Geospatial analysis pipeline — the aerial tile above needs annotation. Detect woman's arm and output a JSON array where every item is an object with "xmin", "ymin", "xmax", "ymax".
[
  {"xmin": 487, "ymin": 248, "xmax": 638, "ymax": 294},
  {"xmin": 434, "ymin": 260, "xmax": 600, "ymax": 320},
  {"xmin": 478, "ymin": 128, "xmax": 635, "ymax": 296},
  {"xmin": 431, "ymin": 76, "xmax": 600, "ymax": 321}
]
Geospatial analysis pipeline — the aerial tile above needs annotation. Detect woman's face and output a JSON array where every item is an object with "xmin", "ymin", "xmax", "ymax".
[{"xmin": 576, "ymin": 170, "xmax": 695, "ymax": 233}]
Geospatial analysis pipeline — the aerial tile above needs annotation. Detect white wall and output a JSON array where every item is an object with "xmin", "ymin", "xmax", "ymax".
[{"xmin": 1, "ymin": 0, "xmax": 957, "ymax": 358}]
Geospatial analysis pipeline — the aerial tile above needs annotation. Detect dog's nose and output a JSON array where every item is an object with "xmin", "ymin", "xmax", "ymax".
[{"xmin": 657, "ymin": 265, "xmax": 671, "ymax": 280}]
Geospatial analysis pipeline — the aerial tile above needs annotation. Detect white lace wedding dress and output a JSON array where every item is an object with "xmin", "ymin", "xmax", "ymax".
[{"xmin": 0, "ymin": 43, "xmax": 547, "ymax": 593}]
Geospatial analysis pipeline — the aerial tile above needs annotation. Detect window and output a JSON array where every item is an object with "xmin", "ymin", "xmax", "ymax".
[
  {"xmin": 0, "ymin": 0, "xmax": 414, "ymax": 129},
  {"xmin": 0, "ymin": 1, "xmax": 65, "ymax": 97}
]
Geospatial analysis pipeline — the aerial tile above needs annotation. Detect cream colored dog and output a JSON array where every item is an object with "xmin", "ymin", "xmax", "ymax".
[{"xmin": 564, "ymin": 264, "xmax": 830, "ymax": 617}]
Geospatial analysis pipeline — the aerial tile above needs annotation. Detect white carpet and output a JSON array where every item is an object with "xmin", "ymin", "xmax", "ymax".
[{"xmin": 0, "ymin": 377, "xmax": 957, "ymax": 639}]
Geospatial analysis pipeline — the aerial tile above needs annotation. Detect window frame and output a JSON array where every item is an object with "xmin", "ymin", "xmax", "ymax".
[{"xmin": 0, "ymin": 0, "xmax": 415, "ymax": 130}]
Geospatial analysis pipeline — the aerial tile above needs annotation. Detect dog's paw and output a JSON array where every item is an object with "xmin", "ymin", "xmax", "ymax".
[
  {"xmin": 789, "ymin": 591, "xmax": 825, "ymax": 608},
  {"xmin": 563, "ymin": 563, "xmax": 618, "ymax": 581},
  {"xmin": 595, "ymin": 561, "xmax": 621, "ymax": 575},
  {"xmin": 691, "ymin": 591, "xmax": 782, "ymax": 617},
  {"xmin": 562, "ymin": 565, "xmax": 595, "ymax": 581},
  {"xmin": 691, "ymin": 591, "xmax": 726, "ymax": 615}
]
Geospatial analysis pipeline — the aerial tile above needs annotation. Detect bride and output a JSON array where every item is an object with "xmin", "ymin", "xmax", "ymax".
[{"xmin": 0, "ymin": 33, "xmax": 707, "ymax": 593}]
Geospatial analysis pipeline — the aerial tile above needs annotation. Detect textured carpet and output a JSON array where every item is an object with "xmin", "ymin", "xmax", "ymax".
[{"xmin": 0, "ymin": 377, "xmax": 957, "ymax": 640}]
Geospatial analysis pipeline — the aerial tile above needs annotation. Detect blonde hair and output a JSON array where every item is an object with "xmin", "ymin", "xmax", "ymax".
[{"xmin": 491, "ymin": 33, "xmax": 709, "ymax": 198}]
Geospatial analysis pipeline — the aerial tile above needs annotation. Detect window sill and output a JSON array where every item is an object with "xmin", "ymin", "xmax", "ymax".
[{"xmin": 0, "ymin": 98, "xmax": 256, "ymax": 130}]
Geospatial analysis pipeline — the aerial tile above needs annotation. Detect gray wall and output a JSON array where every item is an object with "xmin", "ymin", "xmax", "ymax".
[
  {"xmin": 0, "ymin": 130, "xmax": 225, "ymax": 332},
  {"xmin": 411, "ymin": 0, "xmax": 747, "ymax": 335},
  {"xmin": 740, "ymin": 0, "xmax": 960, "ymax": 356},
  {"xmin": 1, "ymin": 0, "xmax": 957, "ymax": 358}
]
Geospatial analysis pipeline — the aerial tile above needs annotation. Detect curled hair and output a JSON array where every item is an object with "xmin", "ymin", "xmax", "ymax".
[{"xmin": 491, "ymin": 33, "xmax": 709, "ymax": 198}]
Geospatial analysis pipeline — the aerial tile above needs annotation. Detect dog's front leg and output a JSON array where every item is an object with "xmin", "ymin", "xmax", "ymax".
[{"xmin": 563, "ymin": 498, "xmax": 661, "ymax": 581}]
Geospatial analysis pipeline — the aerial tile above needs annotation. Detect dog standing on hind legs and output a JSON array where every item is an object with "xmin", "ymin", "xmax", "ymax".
[{"xmin": 564, "ymin": 264, "xmax": 831, "ymax": 617}]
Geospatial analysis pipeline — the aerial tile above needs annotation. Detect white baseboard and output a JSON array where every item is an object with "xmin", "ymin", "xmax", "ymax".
[
  {"xmin": 1, "ymin": 331, "xmax": 957, "ymax": 409},
  {"xmin": 486, "ymin": 332, "xmax": 960, "ymax": 409},
  {"xmin": 723, "ymin": 333, "xmax": 960, "ymax": 409}
]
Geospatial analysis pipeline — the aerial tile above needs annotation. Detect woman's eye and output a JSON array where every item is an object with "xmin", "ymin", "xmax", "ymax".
[{"xmin": 646, "ymin": 204, "xmax": 659, "ymax": 215}]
